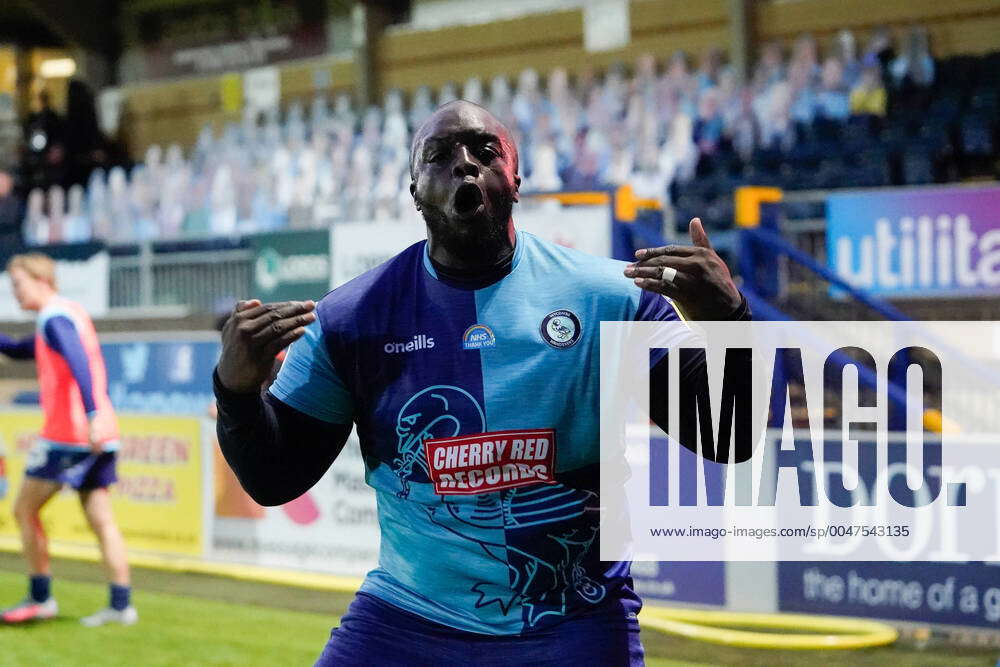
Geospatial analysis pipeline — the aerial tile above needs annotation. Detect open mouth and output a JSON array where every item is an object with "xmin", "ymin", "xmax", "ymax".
[{"xmin": 453, "ymin": 182, "xmax": 485, "ymax": 217}]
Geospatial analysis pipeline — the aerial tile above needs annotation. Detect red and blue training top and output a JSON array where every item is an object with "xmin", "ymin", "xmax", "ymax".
[{"xmin": 0, "ymin": 295, "xmax": 118, "ymax": 448}]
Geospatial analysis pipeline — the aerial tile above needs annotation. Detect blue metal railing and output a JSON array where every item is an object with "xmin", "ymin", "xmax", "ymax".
[{"xmin": 741, "ymin": 226, "xmax": 910, "ymax": 322}]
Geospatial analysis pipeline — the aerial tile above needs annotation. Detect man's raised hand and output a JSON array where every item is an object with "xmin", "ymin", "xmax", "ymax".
[
  {"xmin": 623, "ymin": 217, "xmax": 742, "ymax": 320},
  {"xmin": 216, "ymin": 299, "xmax": 315, "ymax": 394}
]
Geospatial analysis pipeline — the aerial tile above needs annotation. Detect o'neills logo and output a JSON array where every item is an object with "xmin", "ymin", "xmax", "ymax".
[
  {"xmin": 423, "ymin": 428, "xmax": 557, "ymax": 495},
  {"xmin": 384, "ymin": 335, "xmax": 435, "ymax": 354}
]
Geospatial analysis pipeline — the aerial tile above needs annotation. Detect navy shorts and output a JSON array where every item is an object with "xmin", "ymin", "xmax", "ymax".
[
  {"xmin": 24, "ymin": 441, "xmax": 118, "ymax": 490},
  {"xmin": 315, "ymin": 593, "xmax": 645, "ymax": 667}
]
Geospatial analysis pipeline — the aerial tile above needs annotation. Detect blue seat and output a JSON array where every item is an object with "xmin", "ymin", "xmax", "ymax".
[
  {"xmin": 752, "ymin": 147, "xmax": 784, "ymax": 173},
  {"xmin": 853, "ymin": 150, "xmax": 891, "ymax": 187},
  {"xmin": 916, "ymin": 123, "xmax": 953, "ymax": 158},
  {"xmin": 703, "ymin": 195, "xmax": 734, "ymax": 230},
  {"xmin": 814, "ymin": 159, "xmax": 848, "ymax": 189},
  {"xmin": 946, "ymin": 56, "xmax": 980, "ymax": 89},
  {"xmin": 878, "ymin": 124, "xmax": 910, "ymax": 157},
  {"xmin": 788, "ymin": 139, "xmax": 822, "ymax": 168},
  {"xmin": 902, "ymin": 150, "xmax": 935, "ymax": 184},
  {"xmin": 841, "ymin": 122, "xmax": 873, "ymax": 153},
  {"xmin": 960, "ymin": 114, "xmax": 994, "ymax": 156},
  {"xmin": 969, "ymin": 87, "xmax": 999, "ymax": 119},
  {"xmin": 978, "ymin": 52, "xmax": 1000, "ymax": 86},
  {"xmin": 812, "ymin": 117, "xmax": 842, "ymax": 143},
  {"xmin": 927, "ymin": 95, "xmax": 961, "ymax": 125}
]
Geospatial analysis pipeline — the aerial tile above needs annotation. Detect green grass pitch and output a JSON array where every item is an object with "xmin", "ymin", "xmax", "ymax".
[{"xmin": 0, "ymin": 553, "xmax": 995, "ymax": 666}]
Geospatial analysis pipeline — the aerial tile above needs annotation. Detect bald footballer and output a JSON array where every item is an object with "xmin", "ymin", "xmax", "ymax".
[{"xmin": 214, "ymin": 101, "xmax": 750, "ymax": 665}]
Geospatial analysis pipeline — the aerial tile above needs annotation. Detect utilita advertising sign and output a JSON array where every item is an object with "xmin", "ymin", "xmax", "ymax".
[{"xmin": 826, "ymin": 186, "xmax": 1000, "ymax": 298}]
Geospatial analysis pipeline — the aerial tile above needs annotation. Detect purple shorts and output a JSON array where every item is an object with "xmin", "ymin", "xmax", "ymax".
[
  {"xmin": 315, "ymin": 593, "xmax": 645, "ymax": 667},
  {"xmin": 25, "ymin": 442, "xmax": 118, "ymax": 490}
]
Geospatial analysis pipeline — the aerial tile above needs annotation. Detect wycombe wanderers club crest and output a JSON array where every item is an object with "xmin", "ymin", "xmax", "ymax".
[{"xmin": 540, "ymin": 310, "xmax": 582, "ymax": 349}]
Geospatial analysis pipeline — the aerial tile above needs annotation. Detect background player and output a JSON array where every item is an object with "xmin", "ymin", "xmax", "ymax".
[
  {"xmin": 0, "ymin": 253, "xmax": 136, "ymax": 626},
  {"xmin": 214, "ymin": 101, "xmax": 748, "ymax": 665}
]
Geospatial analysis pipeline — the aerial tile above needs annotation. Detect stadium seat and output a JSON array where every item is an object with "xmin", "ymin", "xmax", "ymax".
[
  {"xmin": 851, "ymin": 150, "xmax": 892, "ymax": 187},
  {"xmin": 926, "ymin": 95, "xmax": 962, "ymax": 125},
  {"xmin": 814, "ymin": 159, "xmax": 849, "ymax": 189},
  {"xmin": 703, "ymin": 195, "xmax": 735, "ymax": 230},
  {"xmin": 918, "ymin": 122, "xmax": 952, "ymax": 153},
  {"xmin": 958, "ymin": 112, "xmax": 996, "ymax": 176},
  {"xmin": 840, "ymin": 122, "xmax": 875, "ymax": 156},
  {"xmin": 787, "ymin": 139, "xmax": 822, "ymax": 171},
  {"xmin": 878, "ymin": 124, "xmax": 910, "ymax": 158},
  {"xmin": 901, "ymin": 150, "xmax": 935, "ymax": 184},
  {"xmin": 807, "ymin": 117, "xmax": 838, "ymax": 143},
  {"xmin": 959, "ymin": 114, "xmax": 995, "ymax": 156},
  {"xmin": 969, "ymin": 89, "xmax": 999, "ymax": 124},
  {"xmin": 944, "ymin": 55, "xmax": 980, "ymax": 90}
]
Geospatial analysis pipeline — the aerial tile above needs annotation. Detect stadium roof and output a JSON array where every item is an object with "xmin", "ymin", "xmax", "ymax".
[{"xmin": 1, "ymin": 0, "xmax": 120, "ymax": 54}]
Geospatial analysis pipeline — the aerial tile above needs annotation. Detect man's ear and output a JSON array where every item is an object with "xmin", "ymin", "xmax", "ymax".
[
  {"xmin": 409, "ymin": 181, "xmax": 420, "ymax": 210},
  {"xmin": 513, "ymin": 175, "xmax": 521, "ymax": 203}
]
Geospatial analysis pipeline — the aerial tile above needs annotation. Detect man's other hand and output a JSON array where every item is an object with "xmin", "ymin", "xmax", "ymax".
[
  {"xmin": 624, "ymin": 218, "xmax": 742, "ymax": 320},
  {"xmin": 216, "ymin": 299, "xmax": 315, "ymax": 394}
]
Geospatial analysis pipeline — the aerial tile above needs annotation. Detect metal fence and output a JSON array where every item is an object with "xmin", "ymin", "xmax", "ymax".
[{"xmin": 109, "ymin": 243, "xmax": 253, "ymax": 312}]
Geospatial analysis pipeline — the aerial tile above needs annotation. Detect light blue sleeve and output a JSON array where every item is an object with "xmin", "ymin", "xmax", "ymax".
[{"xmin": 268, "ymin": 320, "xmax": 354, "ymax": 424}]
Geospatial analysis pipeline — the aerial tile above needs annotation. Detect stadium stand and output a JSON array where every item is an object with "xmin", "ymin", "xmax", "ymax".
[{"xmin": 16, "ymin": 28, "xmax": 1000, "ymax": 246}]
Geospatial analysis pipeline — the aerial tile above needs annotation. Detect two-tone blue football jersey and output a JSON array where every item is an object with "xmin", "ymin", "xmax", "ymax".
[{"xmin": 270, "ymin": 230, "xmax": 683, "ymax": 635}]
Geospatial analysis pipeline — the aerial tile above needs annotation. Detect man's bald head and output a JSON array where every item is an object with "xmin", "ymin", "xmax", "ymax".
[{"xmin": 409, "ymin": 100, "xmax": 518, "ymax": 179}]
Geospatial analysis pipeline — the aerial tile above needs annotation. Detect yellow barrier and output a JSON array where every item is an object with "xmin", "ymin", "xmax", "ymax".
[
  {"xmin": 614, "ymin": 185, "xmax": 663, "ymax": 222},
  {"xmin": 525, "ymin": 191, "xmax": 610, "ymax": 206},
  {"xmin": 523, "ymin": 186, "xmax": 663, "ymax": 222},
  {"xmin": 734, "ymin": 186, "xmax": 783, "ymax": 228},
  {"xmin": 640, "ymin": 605, "xmax": 899, "ymax": 650}
]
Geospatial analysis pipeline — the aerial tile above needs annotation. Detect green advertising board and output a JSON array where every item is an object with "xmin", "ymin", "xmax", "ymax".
[{"xmin": 249, "ymin": 230, "xmax": 331, "ymax": 301}]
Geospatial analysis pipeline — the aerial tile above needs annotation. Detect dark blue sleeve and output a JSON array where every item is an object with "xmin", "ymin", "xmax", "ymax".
[
  {"xmin": 42, "ymin": 316, "xmax": 97, "ymax": 415},
  {"xmin": 634, "ymin": 289, "xmax": 683, "ymax": 324},
  {"xmin": 213, "ymin": 369, "xmax": 351, "ymax": 506},
  {"xmin": 0, "ymin": 333, "xmax": 35, "ymax": 360}
]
